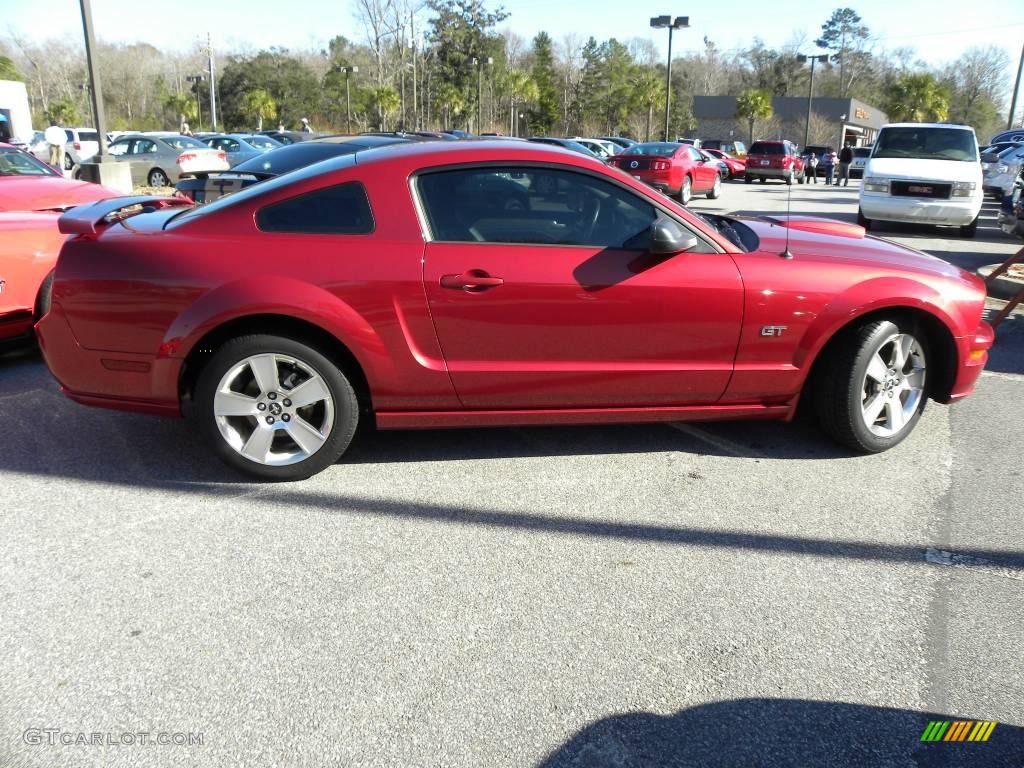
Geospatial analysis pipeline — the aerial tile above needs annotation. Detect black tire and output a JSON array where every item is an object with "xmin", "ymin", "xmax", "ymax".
[
  {"xmin": 812, "ymin": 319, "xmax": 929, "ymax": 453},
  {"xmin": 856, "ymin": 208, "xmax": 870, "ymax": 230},
  {"xmin": 758, "ymin": 177, "xmax": 766, "ymax": 184},
  {"xmin": 959, "ymin": 215, "xmax": 978, "ymax": 238},
  {"xmin": 35, "ymin": 271, "xmax": 55, "ymax": 319},
  {"xmin": 678, "ymin": 175, "xmax": 692, "ymax": 205},
  {"xmin": 707, "ymin": 175, "xmax": 721, "ymax": 199},
  {"xmin": 148, "ymin": 168, "xmax": 170, "ymax": 187},
  {"xmin": 191, "ymin": 334, "xmax": 359, "ymax": 481},
  {"xmin": 63, "ymin": 154, "xmax": 73, "ymax": 171},
  {"xmin": 744, "ymin": 174, "xmax": 752, "ymax": 184}
]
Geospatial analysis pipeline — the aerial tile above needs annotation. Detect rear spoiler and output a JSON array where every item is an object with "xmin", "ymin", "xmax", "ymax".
[{"xmin": 58, "ymin": 196, "xmax": 194, "ymax": 235}]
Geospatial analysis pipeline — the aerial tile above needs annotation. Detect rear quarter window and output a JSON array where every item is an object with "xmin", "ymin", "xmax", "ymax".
[{"xmin": 255, "ymin": 181, "xmax": 374, "ymax": 235}]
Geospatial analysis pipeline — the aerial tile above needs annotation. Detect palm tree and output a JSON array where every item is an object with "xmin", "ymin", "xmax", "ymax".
[
  {"xmin": 242, "ymin": 89, "xmax": 277, "ymax": 131},
  {"xmin": 433, "ymin": 83, "xmax": 465, "ymax": 131},
  {"xmin": 372, "ymin": 86, "xmax": 400, "ymax": 131},
  {"xmin": 735, "ymin": 89, "xmax": 773, "ymax": 144},
  {"xmin": 505, "ymin": 70, "xmax": 539, "ymax": 137},
  {"xmin": 164, "ymin": 93, "xmax": 197, "ymax": 131},
  {"xmin": 885, "ymin": 74, "xmax": 950, "ymax": 122},
  {"xmin": 630, "ymin": 70, "xmax": 664, "ymax": 142}
]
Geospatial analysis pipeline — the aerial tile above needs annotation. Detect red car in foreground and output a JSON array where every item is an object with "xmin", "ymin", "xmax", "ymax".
[
  {"xmin": 608, "ymin": 142, "xmax": 721, "ymax": 204},
  {"xmin": 39, "ymin": 141, "xmax": 992, "ymax": 480}
]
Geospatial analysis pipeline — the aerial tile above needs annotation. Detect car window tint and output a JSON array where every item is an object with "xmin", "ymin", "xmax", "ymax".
[
  {"xmin": 133, "ymin": 140, "xmax": 157, "ymax": 155},
  {"xmin": 256, "ymin": 182, "xmax": 374, "ymax": 234},
  {"xmin": 418, "ymin": 167, "xmax": 658, "ymax": 249},
  {"xmin": 108, "ymin": 140, "xmax": 129, "ymax": 156}
]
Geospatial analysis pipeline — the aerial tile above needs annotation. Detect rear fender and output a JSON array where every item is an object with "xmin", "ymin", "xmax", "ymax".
[{"xmin": 158, "ymin": 277, "xmax": 392, "ymax": 386}]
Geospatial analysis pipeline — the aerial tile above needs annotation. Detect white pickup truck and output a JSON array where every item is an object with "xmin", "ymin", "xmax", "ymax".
[{"xmin": 858, "ymin": 123, "xmax": 983, "ymax": 238}]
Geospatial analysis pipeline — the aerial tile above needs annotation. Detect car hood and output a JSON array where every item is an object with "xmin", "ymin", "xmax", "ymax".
[
  {"xmin": 738, "ymin": 215, "xmax": 964, "ymax": 280},
  {"xmin": 0, "ymin": 176, "xmax": 119, "ymax": 212},
  {"xmin": 863, "ymin": 157, "xmax": 981, "ymax": 183}
]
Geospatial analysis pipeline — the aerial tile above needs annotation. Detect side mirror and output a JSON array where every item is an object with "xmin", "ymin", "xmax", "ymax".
[{"xmin": 649, "ymin": 217, "xmax": 699, "ymax": 255}]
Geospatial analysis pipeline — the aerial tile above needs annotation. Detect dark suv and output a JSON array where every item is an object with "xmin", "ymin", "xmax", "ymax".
[{"xmin": 744, "ymin": 140, "xmax": 805, "ymax": 184}]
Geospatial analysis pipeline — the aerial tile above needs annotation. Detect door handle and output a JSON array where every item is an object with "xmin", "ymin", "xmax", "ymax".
[{"xmin": 439, "ymin": 270, "xmax": 504, "ymax": 291}]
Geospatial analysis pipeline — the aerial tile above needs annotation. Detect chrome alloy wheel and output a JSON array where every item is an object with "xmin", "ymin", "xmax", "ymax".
[
  {"xmin": 859, "ymin": 332, "xmax": 926, "ymax": 438},
  {"xmin": 213, "ymin": 353, "xmax": 334, "ymax": 466}
]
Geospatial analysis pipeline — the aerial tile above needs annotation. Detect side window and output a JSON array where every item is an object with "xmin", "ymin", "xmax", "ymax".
[
  {"xmin": 108, "ymin": 140, "xmax": 129, "ymax": 156},
  {"xmin": 132, "ymin": 140, "xmax": 157, "ymax": 155},
  {"xmin": 256, "ymin": 182, "xmax": 374, "ymax": 235},
  {"xmin": 418, "ymin": 167, "xmax": 660, "ymax": 249},
  {"xmin": 223, "ymin": 139, "xmax": 240, "ymax": 152}
]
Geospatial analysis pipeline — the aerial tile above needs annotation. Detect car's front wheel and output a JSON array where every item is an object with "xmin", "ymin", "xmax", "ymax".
[
  {"xmin": 960, "ymin": 215, "xmax": 978, "ymax": 238},
  {"xmin": 813, "ymin": 319, "xmax": 929, "ymax": 453},
  {"xmin": 191, "ymin": 335, "xmax": 359, "ymax": 480}
]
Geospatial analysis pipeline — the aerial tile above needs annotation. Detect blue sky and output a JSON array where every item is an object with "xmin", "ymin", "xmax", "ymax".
[{"xmin": 2, "ymin": 0, "xmax": 1022, "ymax": 73}]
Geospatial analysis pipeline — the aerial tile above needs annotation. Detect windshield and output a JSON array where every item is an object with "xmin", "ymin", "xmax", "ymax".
[
  {"xmin": 0, "ymin": 147, "xmax": 59, "ymax": 177},
  {"xmin": 242, "ymin": 135, "xmax": 281, "ymax": 150},
  {"xmin": 162, "ymin": 136, "xmax": 207, "ymax": 150},
  {"xmin": 872, "ymin": 127, "xmax": 977, "ymax": 162},
  {"xmin": 622, "ymin": 143, "xmax": 678, "ymax": 157}
]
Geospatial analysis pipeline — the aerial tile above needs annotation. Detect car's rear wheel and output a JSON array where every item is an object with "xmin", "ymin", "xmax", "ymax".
[
  {"xmin": 191, "ymin": 335, "xmax": 359, "ymax": 480},
  {"xmin": 148, "ymin": 168, "xmax": 170, "ymax": 187},
  {"xmin": 678, "ymin": 176, "xmax": 692, "ymax": 205},
  {"xmin": 707, "ymin": 175, "xmax": 721, "ymax": 199},
  {"xmin": 959, "ymin": 215, "xmax": 978, "ymax": 238},
  {"xmin": 744, "ymin": 174, "xmax": 752, "ymax": 184},
  {"xmin": 813, "ymin": 319, "xmax": 928, "ymax": 453},
  {"xmin": 856, "ymin": 208, "xmax": 870, "ymax": 230}
]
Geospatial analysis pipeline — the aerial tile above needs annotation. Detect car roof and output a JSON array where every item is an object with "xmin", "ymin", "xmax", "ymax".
[{"xmin": 881, "ymin": 122, "xmax": 975, "ymax": 131}]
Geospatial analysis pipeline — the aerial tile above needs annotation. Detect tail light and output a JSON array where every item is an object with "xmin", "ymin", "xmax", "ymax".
[
  {"xmin": 217, "ymin": 151, "xmax": 227, "ymax": 163},
  {"xmin": 74, "ymin": 141, "xmax": 81, "ymax": 150},
  {"xmin": 177, "ymin": 152, "xmax": 196, "ymax": 166},
  {"xmin": 651, "ymin": 160, "xmax": 670, "ymax": 171}
]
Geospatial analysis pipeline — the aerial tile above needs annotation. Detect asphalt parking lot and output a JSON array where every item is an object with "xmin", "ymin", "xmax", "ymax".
[{"xmin": 2, "ymin": 180, "xmax": 1023, "ymax": 767}]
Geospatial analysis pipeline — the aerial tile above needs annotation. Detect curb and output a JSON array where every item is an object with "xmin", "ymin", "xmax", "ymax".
[{"xmin": 977, "ymin": 264, "xmax": 1024, "ymax": 302}]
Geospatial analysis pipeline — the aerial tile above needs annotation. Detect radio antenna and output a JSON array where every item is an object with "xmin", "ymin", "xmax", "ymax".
[{"xmin": 779, "ymin": 163, "xmax": 795, "ymax": 259}]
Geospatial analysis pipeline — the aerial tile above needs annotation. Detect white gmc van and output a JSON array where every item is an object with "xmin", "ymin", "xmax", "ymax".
[{"xmin": 858, "ymin": 123, "xmax": 983, "ymax": 237}]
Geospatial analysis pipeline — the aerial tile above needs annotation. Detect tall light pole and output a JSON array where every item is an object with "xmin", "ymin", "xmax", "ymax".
[
  {"xmin": 471, "ymin": 56, "xmax": 493, "ymax": 134},
  {"xmin": 797, "ymin": 53, "xmax": 830, "ymax": 148},
  {"xmin": 337, "ymin": 66, "xmax": 358, "ymax": 133},
  {"xmin": 650, "ymin": 15, "xmax": 689, "ymax": 141},
  {"xmin": 201, "ymin": 34, "xmax": 217, "ymax": 130},
  {"xmin": 1009, "ymin": 42, "xmax": 1024, "ymax": 131},
  {"xmin": 78, "ymin": 0, "xmax": 108, "ymax": 158}
]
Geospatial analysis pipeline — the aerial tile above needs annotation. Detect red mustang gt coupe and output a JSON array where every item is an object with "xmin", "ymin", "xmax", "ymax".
[
  {"xmin": 608, "ymin": 142, "xmax": 721, "ymax": 204},
  {"xmin": 38, "ymin": 141, "xmax": 993, "ymax": 480}
]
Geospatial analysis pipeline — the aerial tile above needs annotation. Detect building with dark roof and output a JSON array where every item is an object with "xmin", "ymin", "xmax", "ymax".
[{"xmin": 691, "ymin": 95, "xmax": 888, "ymax": 149}]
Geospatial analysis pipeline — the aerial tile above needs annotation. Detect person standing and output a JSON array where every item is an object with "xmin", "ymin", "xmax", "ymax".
[
  {"xmin": 300, "ymin": 118, "xmax": 314, "ymax": 134},
  {"xmin": 44, "ymin": 122, "xmax": 67, "ymax": 174},
  {"xmin": 823, "ymin": 150, "xmax": 837, "ymax": 185},
  {"xmin": 838, "ymin": 142, "xmax": 854, "ymax": 186},
  {"xmin": 180, "ymin": 122, "xmax": 193, "ymax": 136},
  {"xmin": 807, "ymin": 152, "xmax": 819, "ymax": 184}
]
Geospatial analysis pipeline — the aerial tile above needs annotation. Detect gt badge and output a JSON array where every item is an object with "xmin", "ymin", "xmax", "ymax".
[{"xmin": 761, "ymin": 325, "xmax": 787, "ymax": 337}]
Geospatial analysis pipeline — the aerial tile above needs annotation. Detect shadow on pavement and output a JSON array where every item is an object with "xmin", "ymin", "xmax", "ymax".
[{"xmin": 539, "ymin": 698, "xmax": 1024, "ymax": 768}]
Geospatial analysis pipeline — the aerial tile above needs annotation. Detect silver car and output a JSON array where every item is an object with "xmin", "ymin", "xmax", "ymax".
[
  {"xmin": 103, "ymin": 133, "xmax": 224, "ymax": 187},
  {"xmin": 983, "ymin": 145, "xmax": 1024, "ymax": 200},
  {"xmin": 201, "ymin": 134, "xmax": 280, "ymax": 168}
]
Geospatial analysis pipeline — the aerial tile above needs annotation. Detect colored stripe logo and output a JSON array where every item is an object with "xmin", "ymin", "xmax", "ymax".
[{"xmin": 920, "ymin": 720, "xmax": 997, "ymax": 742}]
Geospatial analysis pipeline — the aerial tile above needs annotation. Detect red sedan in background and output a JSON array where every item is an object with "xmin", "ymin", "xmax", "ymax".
[
  {"xmin": 703, "ymin": 148, "xmax": 746, "ymax": 179},
  {"xmin": 608, "ymin": 142, "xmax": 721, "ymax": 204},
  {"xmin": 40, "ymin": 140, "xmax": 992, "ymax": 480},
  {"xmin": 0, "ymin": 143, "xmax": 119, "ymax": 341}
]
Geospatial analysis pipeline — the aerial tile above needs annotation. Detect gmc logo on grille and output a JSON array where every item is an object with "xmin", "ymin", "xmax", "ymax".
[{"xmin": 908, "ymin": 185, "xmax": 933, "ymax": 194}]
